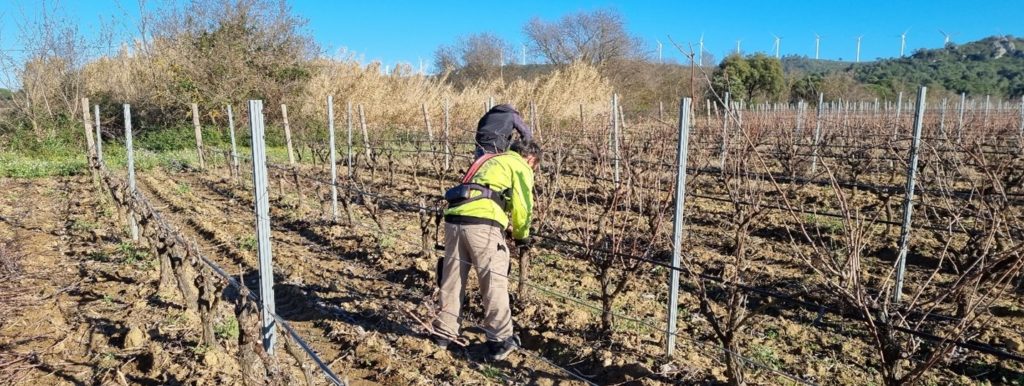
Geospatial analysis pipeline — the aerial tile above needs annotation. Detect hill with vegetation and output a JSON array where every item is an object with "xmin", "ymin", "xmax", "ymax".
[{"xmin": 782, "ymin": 36, "xmax": 1024, "ymax": 100}]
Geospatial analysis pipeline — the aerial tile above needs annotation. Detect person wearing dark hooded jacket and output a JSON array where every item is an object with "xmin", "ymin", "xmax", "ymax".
[{"xmin": 474, "ymin": 104, "xmax": 533, "ymax": 157}]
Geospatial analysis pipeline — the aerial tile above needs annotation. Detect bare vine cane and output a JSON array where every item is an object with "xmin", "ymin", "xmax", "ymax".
[
  {"xmin": 515, "ymin": 237, "xmax": 531, "ymax": 303},
  {"xmin": 432, "ymin": 201, "xmax": 445, "ymax": 289},
  {"xmin": 417, "ymin": 198, "xmax": 432, "ymax": 257}
]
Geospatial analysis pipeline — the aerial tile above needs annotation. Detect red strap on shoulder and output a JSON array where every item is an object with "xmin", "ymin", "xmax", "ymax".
[{"xmin": 462, "ymin": 153, "xmax": 499, "ymax": 183}]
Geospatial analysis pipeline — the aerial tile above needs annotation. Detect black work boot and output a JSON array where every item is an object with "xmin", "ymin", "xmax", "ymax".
[
  {"xmin": 434, "ymin": 336, "xmax": 452, "ymax": 349},
  {"xmin": 486, "ymin": 336, "xmax": 520, "ymax": 361}
]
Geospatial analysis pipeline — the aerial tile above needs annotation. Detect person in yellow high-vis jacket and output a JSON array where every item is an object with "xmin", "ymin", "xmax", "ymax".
[{"xmin": 433, "ymin": 140, "xmax": 541, "ymax": 361}]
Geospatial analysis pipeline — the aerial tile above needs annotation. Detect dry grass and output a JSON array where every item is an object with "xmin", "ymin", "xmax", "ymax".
[{"xmin": 81, "ymin": 48, "xmax": 612, "ymax": 131}]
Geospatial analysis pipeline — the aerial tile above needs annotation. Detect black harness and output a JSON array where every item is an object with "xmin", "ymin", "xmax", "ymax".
[
  {"xmin": 444, "ymin": 153, "xmax": 510, "ymax": 210},
  {"xmin": 444, "ymin": 183, "xmax": 508, "ymax": 210}
]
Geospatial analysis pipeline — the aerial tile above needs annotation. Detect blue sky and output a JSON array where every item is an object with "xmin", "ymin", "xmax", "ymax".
[{"xmin": 1, "ymin": 0, "xmax": 1022, "ymax": 74}]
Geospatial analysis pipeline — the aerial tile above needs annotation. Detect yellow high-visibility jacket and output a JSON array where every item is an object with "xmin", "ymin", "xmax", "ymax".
[{"xmin": 444, "ymin": 151, "xmax": 535, "ymax": 240}]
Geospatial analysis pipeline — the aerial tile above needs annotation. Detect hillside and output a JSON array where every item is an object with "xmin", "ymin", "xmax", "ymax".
[
  {"xmin": 783, "ymin": 36, "xmax": 1024, "ymax": 98},
  {"xmin": 781, "ymin": 56, "xmax": 856, "ymax": 75}
]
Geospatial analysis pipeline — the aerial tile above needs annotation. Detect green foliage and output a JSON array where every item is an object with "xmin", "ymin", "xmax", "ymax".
[
  {"xmin": 0, "ymin": 125, "xmax": 89, "ymax": 178},
  {"xmin": 789, "ymin": 73, "xmax": 823, "ymax": 102},
  {"xmin": 175, "ymin": 182, "xmax": 192, "ymax": 196},
  {"xmin": 136, "ymin": 125, "xmax": 228, "ymax": 152},
  {"xmin": 478, "ymin": 365, "xmax": 504, "ymax": 380},
  {"xmin": 804, "ymin": 214, "xmax": 844, "ymax": 234},
  {"xmin": 214, "ymin": 317, "xmax": 240, "ymax": 341},
  {"xmin": 71, "ymin": 219, "xmax": 98, "ymax": 232},
  {"xmin": 163, "ymin": 311, "xmax": 186, "ymax": 327},
  {"xmin": 190, "ymin": 343, "xmax": 210, "ymax": 356},
  {"xmin": 117, "ymin": 242, "xmax": 149, "ymax": 266},
  {"xmin": 376, "ymin": 231, "xmax": 396, "ymax": 250},
  {"xmin": 747, "ymin": 53, "xmax": 785, "ymax": 100},
  {"xmin": 87, "ymin": 251, "xmax": 111, "ymax": 262},
  {"xmin": 711, "ymin": 53, "xmax": 784, "ymax": 103},
  {"xmin": 711, "ymin": 54, "xmax": 753, "ymax": 101},
  {"xmin": 237, "ymin": 235, "xmax": 258, "ymax": 251},
  {"xmin": 0, "ymin": 152, "xmax": 86, "ymax": 178},
  {"xmin": 785, "ymin": 36, "xmax": 1024, "ymax": 99},
  {"xmin": 750, "ymin": 344, "xmax": 782, "ymax": 370},
  {"xmin": 781, "ymin": 55, "xmax": 853, "ymax": 74}
]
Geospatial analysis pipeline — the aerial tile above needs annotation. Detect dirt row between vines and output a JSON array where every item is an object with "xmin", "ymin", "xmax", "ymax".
[
  {"xmin": 0, "ymin": 176, "xmax": 250, "ymax": 384},
  {"xmin": 158, "ymin": 164, "xmax": 885, "ymax": 385},
  {"xmin": 194, "ymin": 142, "xmax": 1024, "ymax": 385},
  {"xmin": 135, "ymin": 166, "xmax": 601, "ymax": 385}
]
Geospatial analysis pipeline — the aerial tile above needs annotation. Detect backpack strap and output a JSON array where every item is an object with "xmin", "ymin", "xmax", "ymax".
[{"xmin": 462, "ymin": 153, "xmax": 500, "ymax": 183}]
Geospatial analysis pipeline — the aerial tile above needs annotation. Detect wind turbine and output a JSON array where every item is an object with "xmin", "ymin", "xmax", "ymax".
[
  {"xmin": 938, "ymin": 29, "xmax": 954, "ymax": 45},
  {"xmin": 656, "ymin": 39, "xmax": 663, "ymax": 63},
  {"xmin": 736, "ymin": 39, "xmax": 742, "ymax": 55},
  {"xmin": 698, "ymin": 33, "xmax": 704, "ymax": 65},
  {"xmin": 772, "ymin": 34, "xmax": 781, "ymax": 59},
  {"xmin": 856, "ymin": 35, "xmax": 863, "ymax": 63},
  {"xmin": 814, "ymin": 33, "xmax": 821, "ymax": 60},
  {"xmin": 521, "ymin": 44, "xmax": 526, "ymax": 65},
  {"xmin": 900, "ymin": 29, "xmax": 910, "ymax": 57}
]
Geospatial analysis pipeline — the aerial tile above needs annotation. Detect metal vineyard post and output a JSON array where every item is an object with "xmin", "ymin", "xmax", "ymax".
[
  {"xmin": 666, "ymin": 97, "xmax": 692, "ymax": 356},
  {"xmin": 124, "ymin": 104, "xmax": 139, "ymax": 242},
  {"xmin": 248, "ymin": 99, "xmax": 278, "ymax": 353},
  {"xmin": 893, "ymin": 86, "xmax": 927, "ymax": 304}
]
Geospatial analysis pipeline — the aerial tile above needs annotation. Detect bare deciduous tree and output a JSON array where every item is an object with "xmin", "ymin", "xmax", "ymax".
[
  {"xmin": 524, "ymin": 8, "xmax": 646, "ymax": 66},
  {"xmin": 432, "ymin": 32, "xmax": 511, "ymax": 86}
]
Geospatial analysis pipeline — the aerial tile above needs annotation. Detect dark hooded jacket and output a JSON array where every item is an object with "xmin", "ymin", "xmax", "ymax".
[{"xmin": 475, "ymin": 104, "xmax": 533, "ymax": 155}]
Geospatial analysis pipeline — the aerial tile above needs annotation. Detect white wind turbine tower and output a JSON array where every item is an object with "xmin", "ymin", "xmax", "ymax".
[
  {"xmin": 856, "ymin": 35, "xmax": 863, "ymax": 63},
  {"xmin": 900, "ymin": 29, "xmax": 910, "ymax": 57},
  {"xmin": 698, "ymin": 34, "xmax": 704, "ymax": 65},
  {"xmin": 814, "ymin": 33, "xmax": 821, "ymax": 59},
  {"xmin": 939, "ymin": 29, "xmax": 954, "ymax": 45},
  {"xmin": 736, "ymin": 39, "xmax": 742, "ymax": 54},
  {"xmin": 657, "ymin": 39, "xmax": 663, "ymax": 63},
  {"xmin": 521, "ymin": 44, "xmax": 526, "ymax": 65},
  {"xmin": 772, "ymin": 34, "xmax": 781, "ymax": 58}
]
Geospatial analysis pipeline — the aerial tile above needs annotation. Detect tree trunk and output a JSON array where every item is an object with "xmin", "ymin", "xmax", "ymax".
[
  {"xmin": 600, "ymin": 266, "xmax": 614, "ymax": 334},
  {"xmin": 196, "ymin": 272, "xmax": 220, "ymax": 349},
  {"xmin": 724, "ymin": 339, "xmax": 746, "ymax": 386},
  {"xmin": 518, "ymin": 247, "xmax": 531, "ymax": 301}
]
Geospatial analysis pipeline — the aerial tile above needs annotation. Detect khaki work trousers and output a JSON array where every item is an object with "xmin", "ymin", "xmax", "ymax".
[{"xmin": 433, "ymin": 222, "xmax": 513, "ymax": 342}]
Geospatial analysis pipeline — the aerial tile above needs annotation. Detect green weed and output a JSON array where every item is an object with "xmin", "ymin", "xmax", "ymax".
[
  {"xmin": 479, "ymin": 365, "xmax": 504, "ymax": 380},
  {"xmin": 117, "ymin": 241, "xmax": 148, "ymax": 265},
  {"xmin": 97, "ymin": 351, "xmax": 118, "ymax": 369},
  {"xmin": 803, "ymin": 214, "xmax": 844, "ymax": 234},
  {"xmin": 237, "ymin": 235, "xmax": 258, "ymax": 251},
  {"xmin": 164, "ymin": 311, "xmax": 185, "ymax": 327},
  {"xmin": 176, "ymin": 182, "xmax": 192, "ymax": 196},
  {"xmin": 377, "ymin": 231, "xmax": 396, "ymax": 250},
  {"xmin": 190, "ymin": 343, "xmax": 209, "ymax": 356},
  {"xmin": 0, "ymin": 152, "xmax": 86, "ymax": 178},
  {"xmin": 214, "ymin": 317, "xmax": 240, "ymax": 341},
  {"xmin": 71, "ymin": 219, "xmax": 98, "ymax": 232},
  {"xmin": 750, "ymin": 344, "xmax": 782, "ymax": 370},
  {"xmin": 536, "ymin": 253, "xmax": 559, "ymax": 265},
  {"xmin": 87, "ymin": 251, "xmax": 111, "ymax": 262}
]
